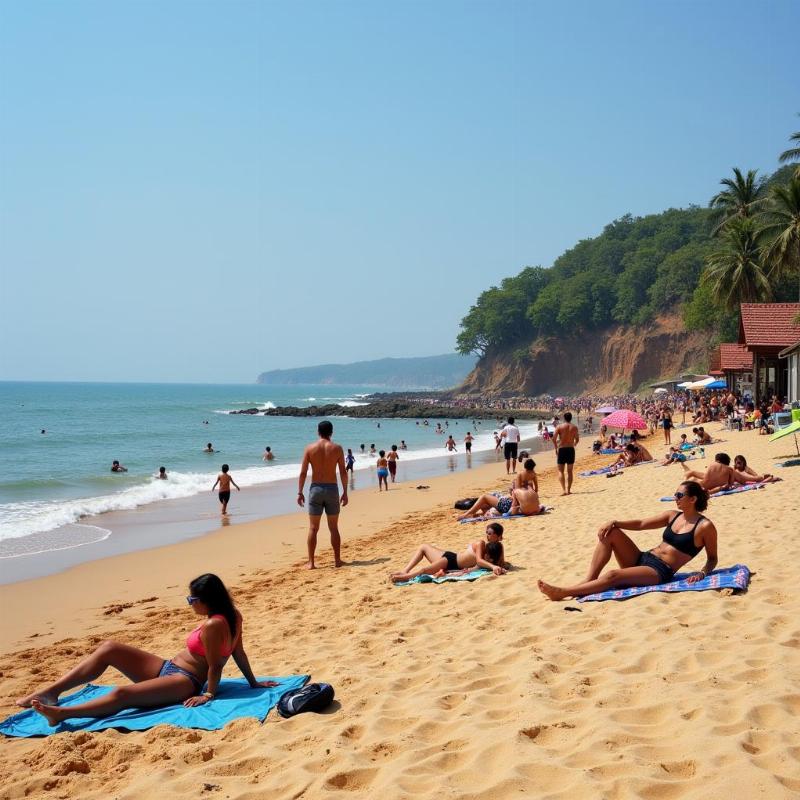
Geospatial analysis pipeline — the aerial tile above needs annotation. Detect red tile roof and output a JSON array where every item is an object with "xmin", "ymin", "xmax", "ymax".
[
  {"xmin": 739, "ymin": 303, "xmax": 800, "ymax": 349},
  {"xmin": 719, "ymin": 343, "xmax": 752, "ymax": 371}
]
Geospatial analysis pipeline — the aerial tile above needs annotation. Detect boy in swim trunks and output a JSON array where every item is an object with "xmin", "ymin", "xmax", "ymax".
[
  {"xmin": 212, "ymin": 464, "xmax": 239, "ymax": 515},
  {"xmin": 387, "ymin": 445, "xmax": 399, "ymax": 482},
  {"xmin": 376, "ymin": 450, "xmax": 389, "ymax": 491}
]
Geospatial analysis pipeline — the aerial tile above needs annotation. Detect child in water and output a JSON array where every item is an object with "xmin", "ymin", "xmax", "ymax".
[
  {"xmin": 376, "ymin": 450, "xmax": 389, "ymax": 491},
  {"xmin": 212, "ymin": 464, "xmax": 240, "ymax": 515}
]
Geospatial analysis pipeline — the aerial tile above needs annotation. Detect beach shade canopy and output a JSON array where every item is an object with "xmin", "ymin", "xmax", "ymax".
[
  {"xmin": 676, "ymin": 381, "xmax": 693, "ymax": 389},
  {"xmin": 770, "ymin": 419, "xmax": 800, "ymax": 455},
  {"xmin": 706, "ymin": 380, "xmax": 727, "ymax": 390},
  {"xmin": 653, "ymin": 388, "xmax": 668, "ymax": 394},
  {"xmin": 685, "ymin": 377, "xmax": 715, "ymax": 390},
  {"xmin": 595, "ymin": 405, "xmax": 617, "ymax": 414},
  {"xmin": 602, "ymin": 409, "xmax": 648, "ymax": 431}
]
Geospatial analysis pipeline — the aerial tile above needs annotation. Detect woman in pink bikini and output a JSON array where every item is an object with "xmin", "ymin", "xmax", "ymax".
[{"xmin": 16, "ymin": 573, "xmax": 277, "ymax": 726}]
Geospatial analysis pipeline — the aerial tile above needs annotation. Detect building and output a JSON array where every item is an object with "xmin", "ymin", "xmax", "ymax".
[
  {"xmin": 709, "ymin": 343, "xmax": 753, "ymax": 395},
  {"xmin": 779, "ymin": 340, "xmax": 800, "ymax": 406},
  {"xmin": 738, "ymin": 303, "xmax": 800, "ymax": 403}
]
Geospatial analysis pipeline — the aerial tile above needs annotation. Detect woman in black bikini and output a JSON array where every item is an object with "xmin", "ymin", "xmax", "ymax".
[
  {"xmin": 390, "ymin": 523, "xmax": 507, "ymax": 583},
  {"xmin": 537, "ymin": 481, "xmax": 717, "ymax": 600}
]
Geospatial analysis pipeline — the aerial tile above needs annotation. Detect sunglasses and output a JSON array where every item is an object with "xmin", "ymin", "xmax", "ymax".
[
  {"xmin": 673, "ymin": 491, "xmax": 686, "ymax": 499},
  {"xmin": 186, "ymin": 595, "xmax": 200, "ymax": 605}
]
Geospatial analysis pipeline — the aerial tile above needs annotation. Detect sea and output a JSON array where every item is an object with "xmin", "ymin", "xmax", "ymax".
[{"xmin": 0, "ymin": 382, "xmax": 546, "ymax": 574}]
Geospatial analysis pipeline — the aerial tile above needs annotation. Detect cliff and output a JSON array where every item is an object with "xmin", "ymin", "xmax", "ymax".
[{"xmin": 458, "ymin": 315, "xmax": 710, "ymax": 396}]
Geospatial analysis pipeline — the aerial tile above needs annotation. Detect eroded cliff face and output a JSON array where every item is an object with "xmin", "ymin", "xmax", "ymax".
[{"xmin": 459, "ymin": 315, "xmax": 709, "ymax": 396}]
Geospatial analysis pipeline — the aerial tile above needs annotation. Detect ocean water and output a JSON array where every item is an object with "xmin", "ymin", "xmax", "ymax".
[{"xmin": 0, "ymin": 382, "xmax": 541, "ymax": 559}]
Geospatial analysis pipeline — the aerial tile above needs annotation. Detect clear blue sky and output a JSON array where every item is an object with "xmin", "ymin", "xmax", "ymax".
[{"xmin": 1, "ymin": 0, "xmax": 797, "ymax": 382}]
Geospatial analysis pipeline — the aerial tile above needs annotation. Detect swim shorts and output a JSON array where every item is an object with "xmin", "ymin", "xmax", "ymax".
[
  {"xmin": 388, "ymin": 460, "xmax": 397, "ymax": 475},
  {"xmin": 557, "ymin": 446, "xmax": 575, "ymax": 465},
  {"xmin": 308, "ymin": 482, "xmax": 340, "ymax": 516},
  {"xmin": 465, "ymin": 441, "xmax": 472, "ymax": 452},
  {"xmin": 504, "ymin": 442, "xmax": 518, "ymax": 460},
  {"xmin": 218, "ymin": 491, "xmax": 231, "ymax": 504}
]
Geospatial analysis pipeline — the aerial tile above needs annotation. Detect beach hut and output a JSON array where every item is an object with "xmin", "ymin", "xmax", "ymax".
[
  {"xmin": 711, "ymin": 343, "xmax": 753, "ymax": 395},
  {"xmin": 778, "ymin": 340, "xmax": 800, "ymax": 406}
]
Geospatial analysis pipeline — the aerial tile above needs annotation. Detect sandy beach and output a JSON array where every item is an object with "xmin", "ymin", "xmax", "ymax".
[{"xmin": 1, "ymin": 424, "xmax": 799, "ymax": 799}]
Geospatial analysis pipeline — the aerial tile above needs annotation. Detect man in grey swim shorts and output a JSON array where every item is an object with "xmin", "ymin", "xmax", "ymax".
[{"xmin": 297, "ymin": 420, "xmax": 348, "ymax": 569}]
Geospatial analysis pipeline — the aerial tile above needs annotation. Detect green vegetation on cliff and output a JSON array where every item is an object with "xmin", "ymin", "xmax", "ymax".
[{"xmin": 457, "ymin": 163, "xmax": 798, "ymax": 357}]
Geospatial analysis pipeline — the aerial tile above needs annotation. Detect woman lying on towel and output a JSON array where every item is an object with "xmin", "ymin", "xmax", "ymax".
[
  {"xmin": 16, "ymin": 573, "xmax": 278, "ymax": 726},
  {"xmin": 733, "ymin": 455, "xmax": 779, "ymax": 484},
  {"xmin": 538, "ymin": 481, "xmax": 717, "ymax": 600},
  {"xmin": 390, "ymin": 522, "xmax": 507, "ymax": 583},
  {"xmin": 456, "ymin": 486, "xmax": 541, "ymax": 520}
]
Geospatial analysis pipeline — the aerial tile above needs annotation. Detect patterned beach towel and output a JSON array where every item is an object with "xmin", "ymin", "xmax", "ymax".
[
  {"xmin": 577, "ymin": 564, "xmax": 751, "ymax": 602},
  {"xmin": 459, "ymin": 507, "xmax": 552, "ymax": 523},
  {"xmin": 394, "ymin": 568, "xmax": 492, "ymax": 586},
  {"xmin": 660, "ymin": 482, "xmax": 768, "ymax": 501},
  {"xmin": 0, "ymin": 675, "xmax": 309, "ymax": 737}
]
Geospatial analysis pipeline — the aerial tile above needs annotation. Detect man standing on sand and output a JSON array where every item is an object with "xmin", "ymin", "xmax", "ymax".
[
  {"xmin": 553, "ymin": 411, "xmax": 579, "ymax": 495},
  {"xmin": 297, "ymin": 420, "xmax": 348, "ymax": 569},
  {"xmin": 499, "ymin": 417, "xmax": 520, "ymax": 474}
]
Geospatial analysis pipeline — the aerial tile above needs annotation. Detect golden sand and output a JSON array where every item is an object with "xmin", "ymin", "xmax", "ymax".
[{"xmin": 1, "ymin": 425, "xmax": 799, "ymax": 799}]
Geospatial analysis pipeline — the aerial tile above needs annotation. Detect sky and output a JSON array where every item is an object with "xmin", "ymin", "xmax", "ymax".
[{"xmin": 0, "ymin": 0, "xmax": 797, "ymax": 383}]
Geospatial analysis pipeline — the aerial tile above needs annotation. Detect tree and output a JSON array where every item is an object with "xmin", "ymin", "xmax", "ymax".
[
  {"xmin": 708, "ymin": 168, "xmax": 767, "ymax": 237},
  {"xmin": 778, "ymin": 114, "xmax": 800, "ymax": 179},
  {"xmin": 759, "ymin": 177, "xmax": 800, "ymax": 301},
  {"xmin": 703, "ymin": 218, "xmax": 772, "ymax": 311}
]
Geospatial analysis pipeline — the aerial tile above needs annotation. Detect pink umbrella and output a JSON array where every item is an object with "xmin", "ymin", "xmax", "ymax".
[{"xmin": 602, "ymin": 409, "xmax": 647, "ymax": 431}]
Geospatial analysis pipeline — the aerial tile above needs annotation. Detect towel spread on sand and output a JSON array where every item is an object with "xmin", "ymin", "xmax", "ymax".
[
  {"xmin": 395, "ymin": 568, "xmax": 492, "ymax": 586},
  {"xmin": 580, "ymin": 461, "xmax": 654, "ymax": 477},
  {"xmin": 458, "ymin": 507, "xmax": 552, "ymax": 523},
  {"xmin": 577, "ymin": 565, "xmax": 751, "ymax": 603},
  {"xmin": 660, "ymin": 482, "xmax": 767, "ymax": 501},
  {"xmin": 599, "ymin": 448, "xmax": 624, "ymax": 454},
  {"xmin": 0, "ymin": 675, "xmax": 309, "ymax": 737},
  {"xmin": 776, "ymin": 459, "xmax": 800, "ymax": 468}
]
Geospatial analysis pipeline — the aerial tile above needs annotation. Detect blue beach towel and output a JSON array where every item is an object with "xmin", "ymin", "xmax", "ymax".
[
  {"xmin": 599, "ymin": 448, "xmax": 624, "ymax": 454},
  {"xmin": 775, "ymin": 459, "xmax": 800, "ymax": 468},
  {"xmin": 659, "ymin": 482, "xmax": 767, "ymax": 501},
  {"xmin": 458, "ymin": 506, "xmax": 552, "ymax": 523},
  {"xmin": 577, "ymin": 564, "xmax": 751, "ymax": 603},
  {"xmin": 0, "ymin": 675, "xmax": 309, "ymax": 737},
  {"xmin": 395, "ymin": 568, "xmax": 491, "ymax": 586},
  {"xmin": 580, "ymin": 460, "xmax": 654, "ymax": 477}
]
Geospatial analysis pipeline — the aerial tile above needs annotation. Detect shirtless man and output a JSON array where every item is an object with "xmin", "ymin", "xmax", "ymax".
[
  {"xmin": 553, "ymin": 411, "xmax": 579, "ymax": 495},
  {"xmin": 110, "ymin": 460, "xmax": 127, "ymax": 473},
  {"xmin": 464, "ymin": 432, "xmax": 474, "ymax": 453},
  {"xmin": 445, "ymin": 435, "xmax": 458, "ymax": 452},
  {"xmin": 297, "ymin": 420, "xmax": 348, "ymax": 569},
  {"xmin": 681, "ymin": 452, "xmax": 767, "ymax": 495},
  {"xmin": 212, "ymin": 464, "xmax": 240, "ymax": 515}
]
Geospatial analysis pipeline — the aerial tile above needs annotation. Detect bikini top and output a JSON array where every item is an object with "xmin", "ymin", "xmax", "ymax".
[
  {"xmin": 662, "ymin": 513, "xmax": 704, "ymax": 557},
  {"xmin": 186, "ymin": 614, "xmax": 237, "ymax": 659}
]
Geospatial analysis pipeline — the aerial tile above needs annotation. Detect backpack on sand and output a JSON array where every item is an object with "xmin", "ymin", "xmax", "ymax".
[
  {"xmin": 277, "ymin": 683, "xmax": 335, "ymax": 718},
  {"xmin": 454, "ymin": 497, "xmax": 478, "ymax": 510}
]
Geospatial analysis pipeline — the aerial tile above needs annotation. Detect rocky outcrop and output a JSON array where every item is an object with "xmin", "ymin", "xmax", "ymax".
[
  {"xmin": 230, "ymin": 401, "xmax": 542, "ymax": 419},
  {"xmin": 459, "ymin": 315, "xmax": 710, "ymax": 396}
]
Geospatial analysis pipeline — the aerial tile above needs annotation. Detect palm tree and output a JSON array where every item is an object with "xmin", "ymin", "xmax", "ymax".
[
  {"xmin": 759, "ymin": 177, "xmax": 800, "ymax": 301},
  {"xmin": 709, "ymin": 168, "xmax": 767, "ymax": 237},
  {"xmin": 778, "ymin": 114, "xmax": 800, "ymax": 179},
  {"xmin": 703, "ymin": 217, "xmax": 772, "ymax": 310}
]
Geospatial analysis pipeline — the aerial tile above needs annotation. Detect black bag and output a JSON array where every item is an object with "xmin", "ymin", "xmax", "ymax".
[
  {"xmin": 277, "ymin": 682, "xmax": 335, "ymax": 718},
  {"xmin": 454, "ymin": 497, "xmax": 478, "ymax": 510}
]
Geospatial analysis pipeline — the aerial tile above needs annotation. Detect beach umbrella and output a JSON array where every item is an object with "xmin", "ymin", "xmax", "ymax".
[
  {"xmin": 602, "ymin": 409, "xmax": 647, "ymax": 431},
  {"xmin": 706, "ymin": 380, "xmax": 727, "ymax": 390},
  {"xmin": 595, "ymin": 405, "xmax": 616, "ymax": 414},
  {"xmin": 677, "ymin": 381, "xmax": 692, "ymax": 389},
  {"xmin": 653, "ymin": 388, "xmax": 668, "ymax": 395},
  {"xmin": 685, "ymin": 377, "xmax": 715, "ymax": 390},
  {"xmin": 770, "ymin": 418, "xmax": 800, "ymax": 456}
]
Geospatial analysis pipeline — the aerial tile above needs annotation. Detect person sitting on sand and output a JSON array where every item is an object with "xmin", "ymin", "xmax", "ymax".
[
  {"xmin": 390, "ymin": 522, "xmax": 507, "ymax": 582},
  {"xmin": 514, "ymin": 458, "xmax": 538, "ymax": 493},
  {"xmin": 457, "ymin": 486, "xmax": 541, "ymax": 520},
  {"xmin": 17, "ymin": 573, "xmax": 279, "ymax": 726},
  {"xmin": 610, "ymin": 443, "xmax": 652, "ymax": 469},
  {"xmin": 681, "ymin": 452, "xmax": 767, "ymax": 495},
  {"xmin": 537, "ymin": 481, "xmax": 718, "ymax": 600},
  {"xmin": 659, "ymin": 446, "xmax": 690, "ymax": 466},
  {"xmin": 111, "ymin": 460, "xmax": 127, "ymax": 473}
]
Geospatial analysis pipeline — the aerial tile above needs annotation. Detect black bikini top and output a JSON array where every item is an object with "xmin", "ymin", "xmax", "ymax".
[{"xmin": 662, "ymin": 513, "xmax": 704, "ymax": 557}]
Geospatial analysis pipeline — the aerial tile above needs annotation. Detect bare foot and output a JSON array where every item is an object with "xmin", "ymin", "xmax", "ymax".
[
  {"xmin": 334, "ymin": 559, "xmax": 343, "ymax": 568},
  {"xmin": 560, "ymin": 492, "xmax": 567, "ymax": 496},
  {"xmin": 390, "ymin": 573, "xmax": 409, "ymax": 584},
  {"xmin": 30, "ymin": 699, "xmax": 64, "ymax": 727},
  {"xmin": 305, "ymin": 562, "xmax": 316, "ymax": 570},
  {"xmin": 16, "ymin": 690, "xmax": 58, "ymax": 708},
  {"xmin": 537, "ymin": 579, "xmax": 570, "ymax": 601}
]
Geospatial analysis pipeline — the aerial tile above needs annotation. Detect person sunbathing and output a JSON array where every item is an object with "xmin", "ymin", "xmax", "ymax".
[
  {"xmin": 681, "ymin": 452, "xmax": 767, "ymax": 495},
  {"xmin": 610, "ymin": 443, "xmax": 652, "ymax": 469},
  {"xmin": 457, "ymin": 486, "xmax": 541, "ymax": 520},
  {"xmin": 390, "ymin": 522, "xmax": 507, "ymax": 583},
  {"xmin": 732, "ymin": 455, "xmax": 779, "ymax": 483},
  {"xmin": 660, "ymin": 446, "xmax": 690, "ymax": 466},
  {"xmin": 16, "ymin": 574, "xmax": 278, "ymax": 726},
  {"xmin": 538, "ymin": 480, "xmax": 718, "ymax": 600}
]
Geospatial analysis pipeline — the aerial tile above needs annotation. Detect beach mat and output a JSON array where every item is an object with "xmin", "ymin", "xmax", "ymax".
[
  {"xmin": 660, "ymin": 482, "xmax": 767, "ymax": 501},
  {"xmin": 459, "ymin": 506, "xmax": 552, "ymax": 523},
  {"xmin": 580, "ymin": 460, "xmax": 654, "ymax": 477},
  {"xmin": 0, "ymin": 675, "xmax": 309, "ymax": 737},
  {"xmin": 577, "ymin": 564, "xmax": 751, "ymax": 603},
  {"xmin": 395, "ymin": 568, "xmax": 491, "ymax": 586}
]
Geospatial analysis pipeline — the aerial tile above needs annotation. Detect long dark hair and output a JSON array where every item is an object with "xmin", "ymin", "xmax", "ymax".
[
  {"xmin": 679, "ymin": 480, "xmax": 709, "ymax": 513},
  {"xmin": 189, "ymin": 574, "xmax": 237, "ymax": 639}
]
